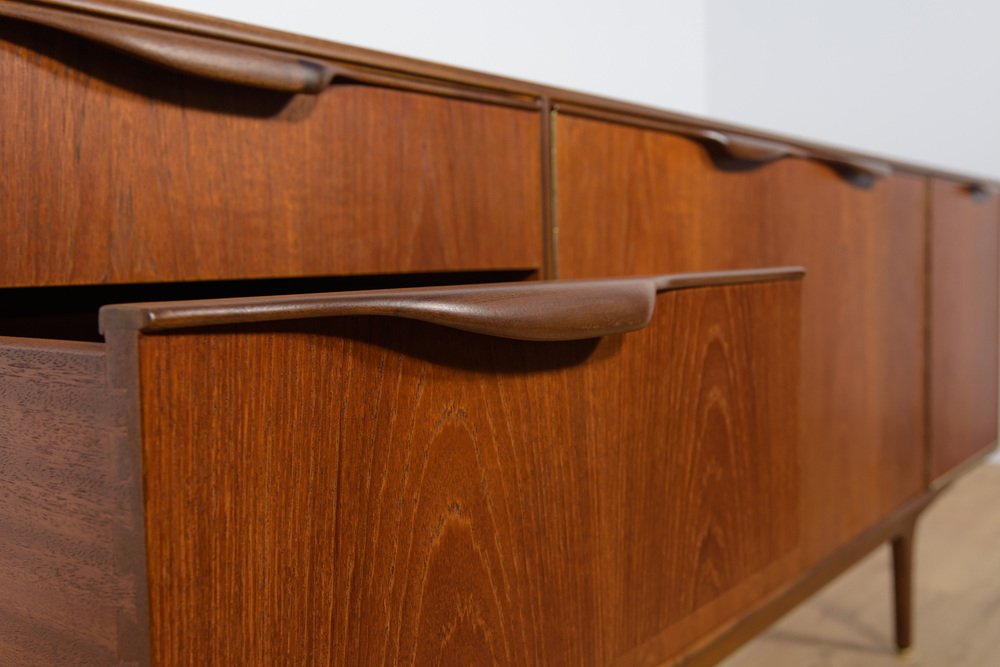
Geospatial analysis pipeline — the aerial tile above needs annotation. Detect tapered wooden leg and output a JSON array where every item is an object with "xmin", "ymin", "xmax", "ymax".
[{"xmin": 891, "ymin": 523, "xmax": 916, "ymax": 654}]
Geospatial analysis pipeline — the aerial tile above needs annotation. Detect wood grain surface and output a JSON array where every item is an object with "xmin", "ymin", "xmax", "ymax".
[
  {"xmin": 0, "ymin": 337, "xmax": 144, "ymax": 665},
  {"xmin": 133, "ymin": 279, "xmax": 800, "ymax": 666},
  {"xmin": 0, "ymin": 21, "xmax": 542, "ymax": 287},
  {"xmin": 554, "ymin": 114, "xmax": 927, "ymax": 574},
  {"xmin": 929, "ymin": 179, "xmax": 999, "ymax": 480}
]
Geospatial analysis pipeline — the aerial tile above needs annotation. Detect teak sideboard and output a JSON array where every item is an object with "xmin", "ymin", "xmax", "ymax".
[{"xmin": 1, "ymin": 1, "xmax": 997, "ymax": 665}]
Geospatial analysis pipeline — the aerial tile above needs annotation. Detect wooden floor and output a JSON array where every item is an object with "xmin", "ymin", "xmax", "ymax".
[{"xmin": 723, "ymin": 463, "xmax": 1000, "ymax": 667}]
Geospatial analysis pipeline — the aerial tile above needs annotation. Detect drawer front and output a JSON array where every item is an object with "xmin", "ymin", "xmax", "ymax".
[
  {"xmin": 0, "ymin": 21, "xmax": 542, "ymax": 287},
  {"xmin": 554, "ymin": 113, "xmax": 926, "ymax": 566},
  {"xmin": 101, "ymin": 271, "xmax": 801, "ymax": 665},
  {"xmin": 930, "ymin": 179, "xmax": 999, "ymax": 480}
]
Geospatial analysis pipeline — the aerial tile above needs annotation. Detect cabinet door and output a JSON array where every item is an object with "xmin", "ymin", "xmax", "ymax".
[
  {"xmin": 554, "ymin": 113, "xmax": 926, "ymax": 568},
  {"xmin": 97, "ymin": 270, "xmax": 801, "ymax": 665},
  {"xmin": 930, "ymin": 179, "xmax": 999, "ymax": 480},
  {"xmin": 0, "ymin": 16, "xmax": 542, "ymax": 287}
]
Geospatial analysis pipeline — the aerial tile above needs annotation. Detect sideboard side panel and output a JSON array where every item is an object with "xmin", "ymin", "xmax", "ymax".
[{"xmin": 0, "ymin": 337, "xmax": 143, "ymax": 665}]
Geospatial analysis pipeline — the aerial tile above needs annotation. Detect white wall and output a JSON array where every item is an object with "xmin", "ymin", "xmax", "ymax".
[
  {"xmin": 152, "ymin": 0, "xmax": 708, "ymax": 115},
  {"xmin": 706, "ymin": 0, "xmax": 1000, "ymax": 180}
]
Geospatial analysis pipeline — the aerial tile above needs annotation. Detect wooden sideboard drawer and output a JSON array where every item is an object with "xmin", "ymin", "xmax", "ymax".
[
  {"xmin": 1, "ymin": 268, "xmax": 801, "ymax": 665},
  {"xmin": 553, "ymin": 112, "xmax": 926, "ymax": 566},
  {"xmin": 929, "ymin": 178, "xmax": 1000, "ymax": 481},
  {"xmin": 0, "ymin": 16, "xmax": 543, "ymax": 288}
]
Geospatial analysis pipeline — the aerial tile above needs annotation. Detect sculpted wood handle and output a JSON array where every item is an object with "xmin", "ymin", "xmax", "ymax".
[
  {"xmin": 99, "ymin": 268, "xmax": 805, "ymax": 340},
  {"xmin": 702, "ymin": 129, "xmax": 893, "ymax": 187},
  {"xmin": 0, "ymin": 1, "xmax": 338, "ymax": 92},
  {"xmin": 0, "ymin": 1, "xmax": 535, "ymax": 105},
  {"xmin": 699, "ymin": 130, "xmax": 800, "ymax": 164},
  {"xmin": 555, "ymin": 103, "xmax": 894, "ymax": 188},
  {"xmin": 815, "ymin": 154, "xmax": 893, "ymax": 189},
  {"xmin": 966, "ymin": 183, "xmax": 998, "ymax": 202},
  {"xmin": 697, "ymin": 129, "xmax": 891, "ymax": 187},
  {"xmin": 654, "ymin": 121, "xmax": 891, "ymax": 187}
]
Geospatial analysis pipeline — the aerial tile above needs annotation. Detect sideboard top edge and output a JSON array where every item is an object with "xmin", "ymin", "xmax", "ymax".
[{"xmin": 4, "ymin": 0, "xmax": 997, "ymax": 188}]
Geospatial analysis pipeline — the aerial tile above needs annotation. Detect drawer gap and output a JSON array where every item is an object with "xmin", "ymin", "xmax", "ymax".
[{"xmin": 0, "ymin": 269, "xmax": 537, "ymax": 342}]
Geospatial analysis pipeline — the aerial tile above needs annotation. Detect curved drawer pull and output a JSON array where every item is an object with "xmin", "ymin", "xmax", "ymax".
[
  {"xmin": 966, "ymin": 183, "xmax": 997, "ymax": 203},
  {"xmin": 693, "ymin": 127, "xmax": 891, "ymax": 187},
  {"xmin": 99, "ymin": 268, "xmax": 805, "ymax": 340},
  {"xmin": 0, "ymin": 2, "xmax": 337, "ymax": 93},
  {"xmin": 651, "ymin": 120, "xmax": 891, "ymax": 186},
  {"xmin": 816, "ymin": 155, "xmax": 893, "ymax": 189},
  {"xmin": 700, "ymin": 130, "xmax": 800, "ymax": 164}
]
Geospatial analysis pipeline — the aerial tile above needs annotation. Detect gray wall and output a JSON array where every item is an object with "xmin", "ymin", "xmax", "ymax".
[{"xmin": 706, "ymin": 0, "xmax": 1000, "ymax": 180}]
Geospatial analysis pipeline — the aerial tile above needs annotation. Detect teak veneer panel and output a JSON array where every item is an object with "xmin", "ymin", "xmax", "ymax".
[
  {"xmin": 135, "ymin": 280, "xmax": 800, "ymax": 665},
  {"xmin": 554, "ymin": 114, "xmax": 926, "ymax": 569},
  {"xmin": 929, "ymin": 179, "xmax": 1000, "ymax": 480},
  {"xmin": 0, "ymin": 22, "xmax": 542, "ymax": 287},
  {"xmin": 0, "ymin": 337, "xmax": 143, "ymax": 665}
]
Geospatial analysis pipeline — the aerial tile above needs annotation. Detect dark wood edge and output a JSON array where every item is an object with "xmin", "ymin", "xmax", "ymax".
[
  {"xmin": 649, "ymin": 267, "xmax": 804, "ymax": 290},
  {"xmin": 103, "ymin": 327, "xmax": 152, "ymax": 666},
  {"xmin": 326, "ymin": 66, "xmax": 540, "ymax": 110},
  {"xmin": 2, "ymin": 1, "xmax": 996, "ymax": 185},
  {"xmin": 929, "ymin": 441, "xmax": 998, "ymax": 491},
  {"xmin": 98, "ymin": 268, "xmax": 804, "ymax": 341},
  {"xmin": 922, "ymin": 176, "xmax": 934, "ymax": 490},
  {"xmin": 554, "ymin": 104, "xmax": 892, "ymax": 187},
  {"xmin": 541, "ymin": 99, "xmax": 557, "ymax": 278},
  {"xmin": 0, "ymin": 334, "xmax": 105, "ymax": 353},
  {"xmin": 669, "ymin": 489, "xmax": 939, "ymax": 667}
]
